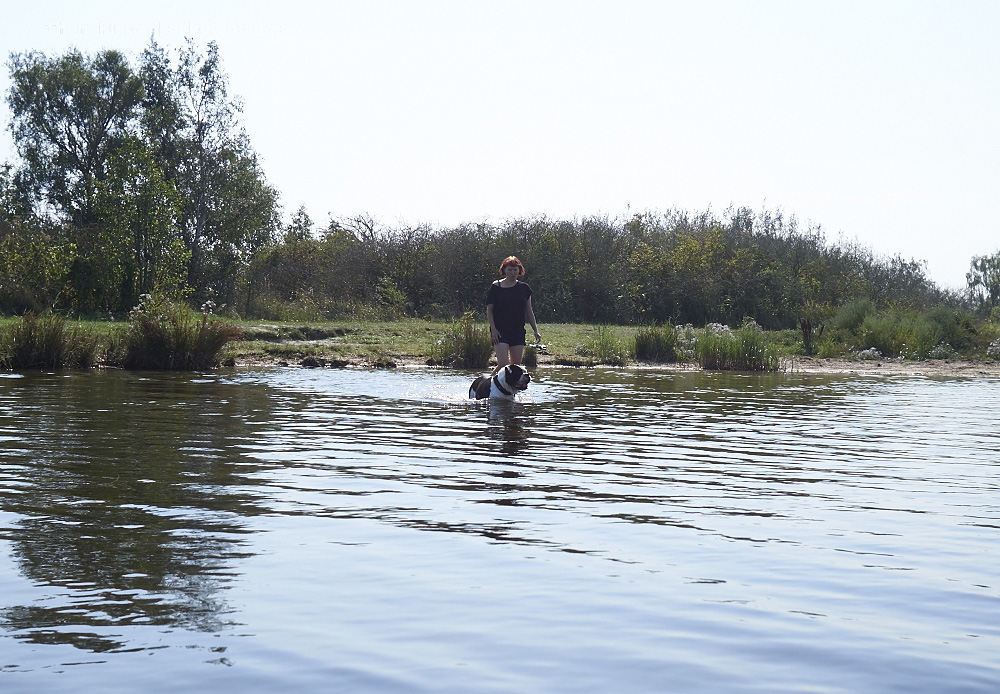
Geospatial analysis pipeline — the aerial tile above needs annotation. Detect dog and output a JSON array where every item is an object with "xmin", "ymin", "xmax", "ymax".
[{"xmin": 469, "ymin": 364, "xmax": 531, "ymax": 400}]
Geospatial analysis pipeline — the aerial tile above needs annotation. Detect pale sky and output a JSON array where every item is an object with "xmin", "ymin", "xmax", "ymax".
[{"xmin": 2, "ymin": 0, "xmax": 998, "ymax": 289}]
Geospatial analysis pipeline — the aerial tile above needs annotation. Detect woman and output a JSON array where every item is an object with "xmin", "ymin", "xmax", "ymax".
[{"xmin": 486, "ymin": 256, "xmax": 541, "ymax": 374}]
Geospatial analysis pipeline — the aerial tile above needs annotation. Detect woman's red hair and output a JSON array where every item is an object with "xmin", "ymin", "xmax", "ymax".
[{"xmin": 499, "ymin": 256, "xmax": 525, "ymax": 276}]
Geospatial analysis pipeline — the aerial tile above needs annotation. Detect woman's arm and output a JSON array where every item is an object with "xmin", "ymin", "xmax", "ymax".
[
  {"xmin": 525, "ymin": 297, "xmax": 541, "ymax": 343},
  {"xmin": 486, "ymin": 303, "xmax": 500, "ymax": 345}
]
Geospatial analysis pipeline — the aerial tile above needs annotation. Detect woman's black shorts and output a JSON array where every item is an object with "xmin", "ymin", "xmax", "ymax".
[{"xmin": 496, "ymin": 329, "xmax": 526, "ymax": 347}]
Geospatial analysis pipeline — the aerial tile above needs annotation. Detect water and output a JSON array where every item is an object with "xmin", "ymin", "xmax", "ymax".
[{"xmin": 1, "ymin": 367, "xmax": 998, "ymax": 693}]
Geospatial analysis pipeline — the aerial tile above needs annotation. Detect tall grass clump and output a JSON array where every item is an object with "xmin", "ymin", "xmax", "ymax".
[
  {"xmin": 577, "ymin": 325, "xmax": 628, "ymax": 365},
  {"xmin": 0, "ymin": 311, "xmax": 98, "ymax": 369},
  {"xmin": 521, "ymin": 343, "xmax": 538, "ymax": 367},
  {"xmin": 633, "ymin": 323, "xmax": 678, "ymax": 363},
  {"xmin": 697, "ymin": 319, "xmax": 779, "ymax": 371},
  {"xmin": 432, "ymin": 312, "xmax": 492, "ymax": 368},
  {"xmin": 110, "ymin": 295, "xmax": 241, "ymax": 370}
]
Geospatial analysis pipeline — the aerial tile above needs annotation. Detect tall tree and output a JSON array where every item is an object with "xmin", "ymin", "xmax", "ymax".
[
  {"xmin": 6, "ymin": 49, "xmax": 143, "ymax": 224},
  {"xmin": 93, "ymin": 138, "xmax": 188, "ymax": 310},
  {"xmin": 139, "ymin": 39, "xmax": 279, "ymax": 304},
  {"xmin": 967, "ymin": 251, "xmax": 1000, "ymax": 314}
]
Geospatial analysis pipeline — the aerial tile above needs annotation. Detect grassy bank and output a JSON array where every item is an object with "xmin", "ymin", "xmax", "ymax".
[
  {"xmin": 3, "ymin": 311, "xmax": 1000, "ymax": 372},
  {"xmin": 224, "ymin": 315, "xmax": 1000, "ymax": 370}
]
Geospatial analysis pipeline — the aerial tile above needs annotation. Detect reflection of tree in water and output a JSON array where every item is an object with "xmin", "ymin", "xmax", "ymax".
[{"xmin": 0, "ymin": 372, "xmax": 274, "ymax": 652}]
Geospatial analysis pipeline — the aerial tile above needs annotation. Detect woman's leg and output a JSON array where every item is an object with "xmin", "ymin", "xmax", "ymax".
[
  {"xmin": 508, "ymin": 344, "xmax": 525, "ymax": 365},
  {"xmin": 492, "ymin": 342, "xmax": 511, "ymax": 375}
]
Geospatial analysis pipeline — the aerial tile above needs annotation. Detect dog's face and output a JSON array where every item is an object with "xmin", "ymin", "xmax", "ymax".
[{"xmin": 502, "ymin": 364, "xmax": 530, "ymax": 391}]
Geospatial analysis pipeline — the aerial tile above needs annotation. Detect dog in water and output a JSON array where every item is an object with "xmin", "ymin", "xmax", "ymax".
[{"xmin": 468, "ymin": 364, "xmax": 531, "ymax": 400}]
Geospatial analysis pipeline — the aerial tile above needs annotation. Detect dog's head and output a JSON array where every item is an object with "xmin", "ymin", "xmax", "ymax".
[{"xmin": 503, "ymin": 364, "xmax": 531, "ymax": 391}]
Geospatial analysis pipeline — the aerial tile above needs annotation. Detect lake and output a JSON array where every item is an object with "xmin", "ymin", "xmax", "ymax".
[{"xmin": 1, "ymin": 366, "xmax": 998, "ymax": 693}]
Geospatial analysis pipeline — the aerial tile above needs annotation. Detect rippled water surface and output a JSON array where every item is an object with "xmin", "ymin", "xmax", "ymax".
[{"xmin": 1, "ymin": 367, "xmax": 998, "ymax": 693}]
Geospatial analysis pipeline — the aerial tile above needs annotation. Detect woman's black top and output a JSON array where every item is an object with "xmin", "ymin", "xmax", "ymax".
[{"xmin": 486, "ymin": 281, "xmax": 532, "ymax": 342}]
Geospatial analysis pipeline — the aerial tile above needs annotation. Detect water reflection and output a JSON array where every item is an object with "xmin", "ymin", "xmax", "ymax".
[
  {"xmin": 0, "ymin": 371, "xmax": 276, "ymax": 651},
  {"xmin": 1, "ymin": 367, "xmax": 998, "ymax": 693},
  {"xmin": 485, "ymin": 400, "xmax": 531, "ymax": 456}
]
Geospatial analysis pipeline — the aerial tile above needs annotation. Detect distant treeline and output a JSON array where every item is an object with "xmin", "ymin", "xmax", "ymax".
[
  {"xmin": 4, "ymin": 43, "xmax": 1000, "ymax": 327},
  {"xmin": 250, "ymin": 207, "xmax": 950, "ymax": 329}
]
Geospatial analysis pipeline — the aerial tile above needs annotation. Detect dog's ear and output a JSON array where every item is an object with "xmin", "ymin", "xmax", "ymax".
[{"xmin": 508, "ymin": 364, "xmax": 524, "ymax": 380}]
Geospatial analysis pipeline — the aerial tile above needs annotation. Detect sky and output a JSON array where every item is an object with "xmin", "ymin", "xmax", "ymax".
[{"xmin": 2, "ymin": 0, "xmax": 998, "ymax": 290}]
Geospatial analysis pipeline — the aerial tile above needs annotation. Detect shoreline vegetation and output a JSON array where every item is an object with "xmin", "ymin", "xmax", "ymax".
[
  {"xmin": 3, "ymin": 309, "xmax": 1000, "ymax": 377},
  {"xmin": 5, "ymin": 42, "xmax": 1000, "ymax": 382}
]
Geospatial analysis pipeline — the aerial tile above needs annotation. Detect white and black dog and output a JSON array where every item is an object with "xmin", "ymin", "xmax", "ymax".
[{"xmin": 469, "ymin": 364, "xmax": 531, "ymax": 400}]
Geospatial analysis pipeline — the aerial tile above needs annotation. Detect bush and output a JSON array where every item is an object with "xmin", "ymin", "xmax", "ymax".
[
  {"xmin": 987, "ymin": 337, "xmax": 1000, "ymax": 361},
  {"xmin": 922, "ymin": 306, "xmax": 976, "ymax": 352},
  {"xmin": 831, "ymin": 298, "xmax": 876, "ymax": 333},
  {"xmin": 852, "ymin": 307, "xmax": 976, "ymax": 360},
  {"xmin": 633, "ymin": 323, "xmax": 678, "ymax": 363},
  {"xmin": 856, "ymin": 312, "xmax": 914, "ymax": 358},
  {"xmin": 0, "ymin": 311, "xmax": 97, "ymax": 369},
  {"xmin": 109, "ymin": 295, "xmax": 241, "ymax": 370},
  {"xmin": 697, "ymin": 319, "xmax": 779, "ymax": 371},
  {"xmin": 431, "ymin": 312, "xmax": 492, "ymax": 368},
  {"xmin": 577, "ymin": 325, "xmax": 628, "ymax": 366}
]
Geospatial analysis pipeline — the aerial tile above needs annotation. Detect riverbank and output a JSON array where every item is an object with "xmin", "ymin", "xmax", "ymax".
[
  {"xmin": 222, "ymin": 320, "xmax": 1000, "ymax": 377},
  {"xmin": 785, "ymin": 355, "xmax": 1000, "ymax": 377}
]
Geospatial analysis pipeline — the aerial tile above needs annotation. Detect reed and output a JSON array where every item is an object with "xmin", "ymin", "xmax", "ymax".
[
  {"xmin": 521, "ymin": 343, "xmax": 538, "ymax": 367},
  {"xmin": 633, "ymin": 323, "xmax": 678, "ymax": 363},
  {"xmin": 0, "ymin": 311, "xmax": 98, "ymax": 369},
  {"xmin": 431, "ymin": 312, "xmax": 492, "ymax": 368},
  {"xmin": 110, "ymin": 295, "xmax": 242, "ymax": 370},
  {"xmin": 697, "ymin": 320, "xmax": 779, "ymax": 371}
]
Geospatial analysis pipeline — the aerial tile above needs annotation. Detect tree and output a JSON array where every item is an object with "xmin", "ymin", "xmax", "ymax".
[
  {"xmin": 139, "ymin": 39, "xmax": 280, "ymax": 304},
  {"xmin": 284, "ymin": 206, "xmax": 314, "ymax": 243},
  {"xmin": 6, "ymin": 49, "xmax": 143, "ymax": 225},
  {"xmin": 967, "ymin": 251, "xmax": 1000, "ymax": 314},
  {"xmin": 93, "ymin": 138, "xmax": 189, "ymax": 310}
]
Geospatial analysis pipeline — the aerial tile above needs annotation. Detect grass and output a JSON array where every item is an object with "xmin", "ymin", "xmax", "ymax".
[
  {"xmin": 697, "ymin": 320, "xmax": 780, "ymax": 371},
  {"xmin": 634, "ymin": 323, "xmax": 678, "ymax": 363},
  {"xmin": 3, "ymin": 306, "xmax": 999, "ymax": 372},
  {"xmin": 107, "ymin": 296, "xmax": 242, "ymax": 370},
  {"xmin": 0, "ymin": 311, "xmax": 98, "ymax": 369},
  {"xmin": 576, "ymin": 325, "xmax": 629, "ymax": 366},
  {"xmin": 430, "ymin": 312, "xmax": 492, "ymax": 368}
]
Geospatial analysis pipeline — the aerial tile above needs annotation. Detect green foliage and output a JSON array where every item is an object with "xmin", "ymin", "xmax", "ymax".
[
  {"xmin": 830, "ymin": 298, "xmax": 876, "ymax": 332},
  {"xmin": 854, "ymin": 306, "xmax": 977, "ymax": 359},
  {"xmin": 431, "ymin": 312, "xmax": 492, "ymax": 368},
  {"xmin": 92, "ymin": 139, "xmax": 189, "ymax": 310},
  {"xmin": 967, "ymin": 250, "xmax": 1000, "ymax": 315},
  {"xmin": 229, "ymin": 208, "xmax": 949, "ymax": 330},
  {"xmin": 856, "ymin": 312, "xmax": 915, "ymax": 358},
  {"xmin": 3, "ymin": 41, "xmax": 278, "ymax": 315},
  {"xmin": 522, "ymin": 344, "xmax": 538, "ymax": 367},
  {"xmin": 0, "ymin": 216, "xmax": 74, "ymax": 312},
  {"xmin": 375, "ymin": 276, "xmax": 408, "ymax": 318},
  {"xmin": 0, "ymin": 45, "xmax": 982, "ymax": 340},
  {"xmin": 109, "ymin": 294, "xmax": 241, "ymax": 370},
  {"xmin": 577, "ymin": 325, "xmax": 628, "ymax": 366},
  {"xmin": 633, "ymin": 323, "xmax": 678, "ymax": 363},
  {"xmin": 0, "ymin": 312, "xmax": 97, "ymax": 369},
  {"xmin": 154, "ymin": 39, "xmax": 280, "ymax": 306},
  {"xmin": 7, "ymin": 48, "xmax": 143, "ymax": 223},
  {"xmin": 697, "ymin": 320, "xmax": 779, "ymax": 371}
]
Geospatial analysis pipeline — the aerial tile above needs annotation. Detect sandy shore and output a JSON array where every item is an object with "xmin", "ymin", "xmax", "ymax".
[
  {"xmin": 783, "ymin": 356, "xmax": 1000, "ymax": 377},
  {"xmin": 230, "ymin": 350, "xmax": 1000, "ymax": 377}
]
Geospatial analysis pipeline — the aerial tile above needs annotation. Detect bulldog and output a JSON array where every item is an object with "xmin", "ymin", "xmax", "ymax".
[{"xmin": 469, "ymin": 364, "xmax": 531, "ymax": 400}]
